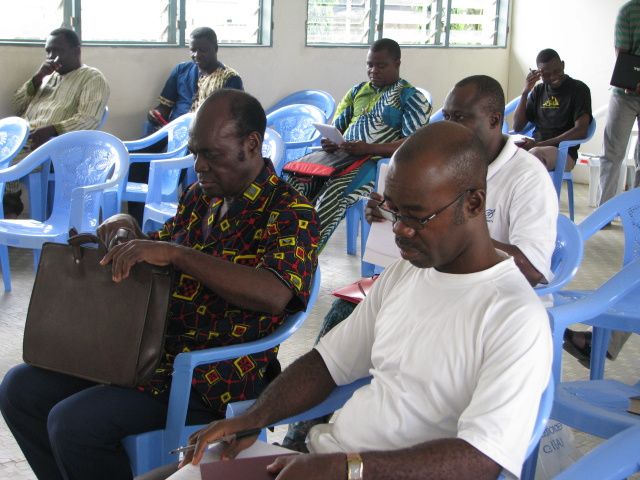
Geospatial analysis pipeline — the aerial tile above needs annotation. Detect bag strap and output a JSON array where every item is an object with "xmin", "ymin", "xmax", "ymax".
[{"xmin": 68, "ymin": 233, "xmax": 107, "ymax": 261}]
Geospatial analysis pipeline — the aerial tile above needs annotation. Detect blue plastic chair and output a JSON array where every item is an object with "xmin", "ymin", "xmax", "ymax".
[
  {"xmin": 228, "ymin": 369, "xmax": 554, "ymax": 480},
  {"xmin": 98, "ymin": 106, "xmax": 109, "ymax": 129},
  {"xmin": 141, "ymin": 154, "xmax": 194, "ymax": 233},
  {"xmin": 534, "ymin": 214, "xmax": 584, "ymax": 296},
  {"xmin": 509, "ymin": 95, "xmax": 596, "ymax": 221},
  {"xmin": 430, "ymin": 107, "xmax": 444, "ymax": 123},
  {"xmin": 0, "ymin": 130, "xmax": 129, "ymax": 292},
  {"xmin": 0, "ymin": 117, "xmax": 30, "ymax": 291},
  {"xmin": 554, "ymin": 424, "xmax": 640, "ymax": 480},
  {"xmin": 102, "ymin": 113, "xmax": 194, "ymax": 219},
  {"xmin": 553, "ymin": 187, "xmax": 640, "ymax": 380},
  {"xmin": 528, "ymin": 259, "xmax": 640, "ymax": 478},
  {"xmin": 262, "ymin": 127, "xmax": 286, "ymax": 173},
  {"xmin": 122, "ymin": 269, "xmax": 321, "ymax": 475},
  {"xmin": 266, "ymin": 104, "xmax": 326, "ymax": 173},
  {"xmin": 266, "ymin": 90, "xmax": 336, "ymax": 122}
]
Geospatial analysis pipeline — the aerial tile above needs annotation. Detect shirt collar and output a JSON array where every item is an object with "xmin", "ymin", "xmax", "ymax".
[{"xmin": 487, "ymin": 136, "xmax": 519, "ymax": 181}]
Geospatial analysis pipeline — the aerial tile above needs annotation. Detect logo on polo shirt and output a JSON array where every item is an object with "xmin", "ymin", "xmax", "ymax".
[
  {"xmin": 542, "ymin": 96, "xmax": 560, "ymax": 109},
  {"xmin": 486, "ymin": 208, "xmax": 495, "ymax": 223}
]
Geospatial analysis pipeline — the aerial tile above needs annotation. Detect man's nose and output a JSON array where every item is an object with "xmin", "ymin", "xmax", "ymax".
[{"xmin": 392, "ymin": 219, "xmax": 415, "ymax": 237}]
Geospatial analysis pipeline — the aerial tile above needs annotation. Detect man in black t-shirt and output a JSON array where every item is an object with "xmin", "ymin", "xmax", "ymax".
[{"xmin": 513, "ymin": 48, "xmax": 592, "ymax": 171}]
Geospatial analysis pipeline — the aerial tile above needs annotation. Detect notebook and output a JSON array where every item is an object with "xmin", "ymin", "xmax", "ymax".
[{"xmin": 610, "ymin": 52, "xmax": 640, "ymax": 90}]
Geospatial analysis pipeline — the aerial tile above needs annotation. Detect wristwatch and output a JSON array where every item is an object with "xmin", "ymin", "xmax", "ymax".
[{"xmin": 346, "ymin": 452, "xmax": 364, "ymax": 480}]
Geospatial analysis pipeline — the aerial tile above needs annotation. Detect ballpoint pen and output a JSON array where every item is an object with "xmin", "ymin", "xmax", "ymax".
[{"xmin": 169, "ymin": 427, "xmax": 262, "ymax": 455}]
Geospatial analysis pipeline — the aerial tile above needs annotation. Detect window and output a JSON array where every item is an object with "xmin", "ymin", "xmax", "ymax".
[
  {"xmin": 306, "ymin": 0, "xmax": 508, "ymax": 47},
  {"xmin": 0, "ymin": 0, "xmax": 272, "ymax": 46}
]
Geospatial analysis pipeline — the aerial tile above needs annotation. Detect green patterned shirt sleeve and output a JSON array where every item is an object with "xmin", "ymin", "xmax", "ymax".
[{"xmin": 332, "ymin": 83, "xmax": 360, "ymax": 132}]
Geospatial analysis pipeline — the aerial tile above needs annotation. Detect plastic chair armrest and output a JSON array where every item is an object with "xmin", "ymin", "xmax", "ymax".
[
  {"xmin": 128, "ymin": 147, "xmax": 188, "ymax": 164},
  {"xmin": 123, "ymin": 129, "xmax": 169, "ymax": 151},
  {"xmin": 0, "ymin": 153, "xmax": 48, "ymax": 183}
]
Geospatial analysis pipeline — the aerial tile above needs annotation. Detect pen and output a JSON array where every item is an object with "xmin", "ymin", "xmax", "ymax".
[{"xmin": 169, "ymin": 427, "xmax": 262, "ymax": 455}]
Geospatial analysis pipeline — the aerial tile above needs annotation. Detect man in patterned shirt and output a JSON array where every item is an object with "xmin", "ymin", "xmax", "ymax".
[
  {"xmin": 0, "ymin": 89, "xmax": 319, "ymax": 480},
  {"xmin": 3, "ymin": 27, "xmax": 109, "ymax": 217},
  {"xmin": 283, "ymin": 38, "xmax": 431, "ymax": 251}
]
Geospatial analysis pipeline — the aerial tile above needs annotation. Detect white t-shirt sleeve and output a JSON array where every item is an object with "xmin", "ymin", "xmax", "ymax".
[
  {"xmin": 315, "ymin": 262, "xmax": 398, "ymax": 385},
  {"xmin": 456, "ymin": 298, "xmax": 552, "ymax": 478},
  {"xmin": 507, "ymin": 153, "xmax": 558, "ymax": 282}
]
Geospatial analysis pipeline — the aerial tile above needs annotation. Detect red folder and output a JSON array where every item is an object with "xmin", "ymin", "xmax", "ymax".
[
  {"xmin": 200, "ymin": 454, "xmax": 297, "ymax": 479},
  {"xmin": 331, "ymin": 275, "xmax": 379, "ymax": 304}
]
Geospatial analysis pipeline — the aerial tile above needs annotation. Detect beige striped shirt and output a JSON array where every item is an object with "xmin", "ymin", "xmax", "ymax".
[
  {"xmin": 12, "ymin": 65, "xmax": 109, "ymax": 134},
  {"xmin": 191, "ymin": 65, "xmax": 240, "ymax": 112}
]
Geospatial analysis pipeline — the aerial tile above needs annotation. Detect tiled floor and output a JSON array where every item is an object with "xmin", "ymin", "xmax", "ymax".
[{"xmin": 0, "ymin": 182, "xmax": 637, "ymax": 479}]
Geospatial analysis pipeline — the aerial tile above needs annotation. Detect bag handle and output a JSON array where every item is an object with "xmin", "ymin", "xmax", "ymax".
[{"xmin": 67, "ymin": 231, "xmax": 107, "ymax": 262}]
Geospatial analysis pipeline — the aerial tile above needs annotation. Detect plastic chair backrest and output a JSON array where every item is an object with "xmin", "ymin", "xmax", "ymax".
[
  {"xmin": 534, "ymin": 215, "xmax": 584, "ymax": 296},
  {"xmin": 46, "ymin": 131, "xmax": 129, "ymax": 229},
  {"xmin": 0, "ymin": 116, "xmax": 30, "ymax": 167},
  {"xmin": 266, "ymin": 90, "xmax": 336, "ymax": 121},
  {"xmin": 577, "ymin": 187, "xmax": 640, "ymax": 267},
  {"xmin": 124, "ymin": 112, "xmax": 194, "ymax": 154},
  {"xmin": 262, "ymin": 127, "xmax": 285, "ymax": 172},
  {"xmin": 266, "ymin": 104, "xmax": 326, "ymax": 163}
]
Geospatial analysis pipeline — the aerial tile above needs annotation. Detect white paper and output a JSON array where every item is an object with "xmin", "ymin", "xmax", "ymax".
[
  {"xmin": 165, "ymin": 440, "xmax": 296, "ymax": 480},
  {"xmin": 312, "ymin": 123, "xmax": 345, "ymax": 145},
  {"xmin": 362, "ymin": 162, "xmax": 401, "ymax": 267}
]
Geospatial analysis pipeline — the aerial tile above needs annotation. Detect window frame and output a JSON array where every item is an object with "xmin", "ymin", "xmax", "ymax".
[
  {"xmin": 305, "ymin": 0, "xmax": 510, "ymax": 49},
  {"xmin": 0, "ymin": 0, "xmax": 273, "ymax": 48}
]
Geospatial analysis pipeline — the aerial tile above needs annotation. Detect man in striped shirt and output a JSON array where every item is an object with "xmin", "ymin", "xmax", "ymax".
[{"xmin": 4, "ymin": 27, "xmax": 109, "ymax": 217}]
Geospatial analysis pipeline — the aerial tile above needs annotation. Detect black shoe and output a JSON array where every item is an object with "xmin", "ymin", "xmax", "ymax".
[
  {"xmin": 563, "ymin": 330, "xmax": 591, "ymax": 368},
  {"xmin": 2, "ymin": 191, "xmax": 24, "ymax": 218}
]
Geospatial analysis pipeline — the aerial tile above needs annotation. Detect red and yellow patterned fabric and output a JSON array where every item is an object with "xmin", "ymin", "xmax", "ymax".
[{"xmin": 143, "ymin": 161, "xmax": 319, "ymax": 416}]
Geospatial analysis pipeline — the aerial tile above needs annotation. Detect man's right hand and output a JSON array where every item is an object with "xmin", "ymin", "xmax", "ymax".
[
  {"xmin": 523, "ymin": 69, "xmax": 541, "ymax": 94},
  {"xmin": 32, "ymin": 58, "xmax": 61, "ymax": 88},
  {"xmin": 96, "ymin": 214, "xmax": 145, "ymax": 247},
  {"xmin": 321, "ymin": 138, "xmax": 339, "ymax": 153},
  {"xmin": 365, "ymin": 191, "xmax": 385, "ymax": 224},
  {"xmin": 179, "ymin": 417, "xmax": 260, "ymax": 467}
]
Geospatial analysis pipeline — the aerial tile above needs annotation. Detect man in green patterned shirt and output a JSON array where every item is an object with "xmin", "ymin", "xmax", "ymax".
[
  {"xmin": 4, "ymin": 27, "xmax": 109, "ymax": 217},
  {"xmin": 283, "ymin": 38, "xmax": 431, "ymax": 251}
]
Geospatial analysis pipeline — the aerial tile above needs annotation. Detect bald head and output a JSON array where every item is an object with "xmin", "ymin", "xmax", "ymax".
[{"xmin": 394, "ymin": 122, "xmax": 488, "ymax": 192}]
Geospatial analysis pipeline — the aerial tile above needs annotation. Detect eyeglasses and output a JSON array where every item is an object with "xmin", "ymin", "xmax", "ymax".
[{"xmin": 377, "ymin": 189, "xmax": 475, "ymax": 231}]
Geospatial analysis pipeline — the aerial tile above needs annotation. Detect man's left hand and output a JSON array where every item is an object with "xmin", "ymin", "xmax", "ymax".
[
  {"xmin": 514, "ymin": 137, "xmax": 536, "ymax": 151},
  {"xmin": 340, "ymin": 140, "xmax": 371, "ymax": 156},
  {"xmin": 266, "ymin": 453, "xmax": 346, "ymax": 479},
  {"xmin": 100, "ymin": 240, "xmax": 174, "ymax": 282},
  {"xmin": 30, "ymin": 126, "xmax": 58, "ymax": 149}
]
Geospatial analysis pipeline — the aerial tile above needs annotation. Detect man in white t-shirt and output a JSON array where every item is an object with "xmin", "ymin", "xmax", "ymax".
[{"xmin": 173, "ymin": 122, "xmax": 552, "ymax": 480}]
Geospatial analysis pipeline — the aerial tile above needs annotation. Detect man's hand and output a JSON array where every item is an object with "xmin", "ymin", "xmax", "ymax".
[
  {"xmin": 514, "ymin": 137, "xmax": 536, "ymax": 151},
  {"xmin": 321, "ymin": 138, "xmax": 339, "ymax": 153},
  {"xmin": 365, "ymin": 191, "xmax": 385, "ymax": 224},
  {"xmin": 96, "ymin": 214, "xmax": 145, "ymax": 247},
  {"xmin": 266, "ymin": 453, "xmax": 346, "ymax": 479},
  {"xmin": 179, "ymin": 418, "xmax": 260, "ymax": 467},
  {"xmin": 99, "ymin": 240, "xmax": 174, "ymax": 282},
  {"xmin": 32, "ymin": 58, "xmax": 61, "ymax": 88},
  {"xmin": 30, "ymin": 126, "xmax": 58, "ymax": 149},
  {"xmin": 523, "ymin": 69, "xmax": 541, "ymax": 94},
  {"xmin": 340, "ymin": 140, "xmax": 371, "ymax": 156}
]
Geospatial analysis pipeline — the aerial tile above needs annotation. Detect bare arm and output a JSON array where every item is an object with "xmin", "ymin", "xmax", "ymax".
[
  {"xmin": 513, "ymin": 70, "xmax": 540, "ymax": 132},
  {"xmin": 492, "ymin": 239, "xmax": 543, "ymax": 286},
  {"xmin": 265, "ymin": 438, "xmax": 501, "ymax": 480},
  {"xmin": 184, "ymin": 349, "xmax": 337, "ymax": 465},
  {"xmin": 532, "ymin": 113, "xmax": 590, "ymax": 148}
]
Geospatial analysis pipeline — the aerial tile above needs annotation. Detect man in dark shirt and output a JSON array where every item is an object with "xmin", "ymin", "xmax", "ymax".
[
  {"xmin": 0, "ymin": 89, "xmax": 319, "ymax": 480},
  {"xmin": 513, "ymin": 48, "xmax": 592, "ymax": 171}
]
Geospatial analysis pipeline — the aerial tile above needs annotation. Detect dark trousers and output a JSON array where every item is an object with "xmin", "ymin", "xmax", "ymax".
[{"xmin": 0, "ymin": 364, "xmax": 217, "ymax": 480}]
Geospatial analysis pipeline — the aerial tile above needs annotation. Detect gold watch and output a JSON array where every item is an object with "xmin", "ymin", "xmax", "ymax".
[{"xmin": 346, "ymin": 452, "xmax": 364, "ymax": 480}]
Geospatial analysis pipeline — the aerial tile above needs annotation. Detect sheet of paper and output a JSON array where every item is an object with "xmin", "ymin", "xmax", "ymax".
[
  {"xmin": 362, "ymin": 162, "xmax": 401, "ymax": 267},
  {"xmin": 200, "ymin": 453, "xmax": 297, "ymax": 480},
  {"xmin": 165, "ymin": 440, "xmax": 296, "ymax": 480},
  {"xmin": 312, "ymin": 123, "xmax": 345, "ymax": 145}
]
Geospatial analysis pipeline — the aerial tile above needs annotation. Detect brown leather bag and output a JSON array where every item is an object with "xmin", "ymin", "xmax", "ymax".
[{"xmin": 23, "ymin": 233, "xmax": 173, "ymax": 387}]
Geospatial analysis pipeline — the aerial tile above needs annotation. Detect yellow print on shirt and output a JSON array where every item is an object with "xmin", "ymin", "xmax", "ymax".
[{"xmin": 542, "ymin": 96, "xmax": 560, "ymax": 109}]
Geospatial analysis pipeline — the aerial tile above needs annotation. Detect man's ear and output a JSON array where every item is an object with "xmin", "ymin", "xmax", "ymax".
[
  {"xmin": 465, "ymin": 189, "xmax": 486, "ymax": 218},
  {"xmin": 246, "ymin": 131, "xmax": 262, "ymax": 156},
  {"xmin": 489, "ymin": 112, "xmax": 503, "ymax": 130}
]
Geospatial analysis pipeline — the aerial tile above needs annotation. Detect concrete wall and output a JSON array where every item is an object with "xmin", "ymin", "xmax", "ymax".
[{"xmin": 0, "ymin": 0, "xmax": 510, "ymax": 140}]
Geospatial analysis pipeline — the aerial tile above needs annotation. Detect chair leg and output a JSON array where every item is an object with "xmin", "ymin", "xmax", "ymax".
[
  {"xmin": 33, "ymin": 249, "xmax": 41, "ymax": 273},
  {"xmin": 589, "ymin": 327, "xmax": 610, "ymax": 381},
  {"xmin": 345, "ymin": 205, "xmax": 359, "ymax": 256},
  {"xmin": 520, "ymin": 443, "xmax": 540, "ymax": 480},
  {"xmin": 566, "ymin": 180, "xmax": 574, "ymax": 221},
  {"xmin": 0, "ymin": 246, "xmax": 11, "ymax": 292}
]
